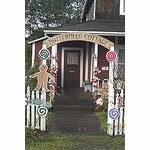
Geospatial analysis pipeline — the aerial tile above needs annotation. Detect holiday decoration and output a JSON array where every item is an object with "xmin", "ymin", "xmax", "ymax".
[
  {"xmin": 109, "ymin": 108, "xmax": 120, "ymax": 120},
  {"xmin": 43, "ymin": 102, "xmax": 52, "ymax": 109},
  {"xmin": 38, "ymin": 48, "xmax": 50, "ymax": 60},
  {"xmin": 106, "ymin": 51, "xmax": 117, "ymax": 62},
  {"xmin": 32, "ymin": 99, "xmax": 43, "ymax": 105},
  {"xmin": 92, "ymin": 90, "xmax": 98, "ymax": 99},
  {"xmin": 117, "ymin": 96, "xmax": 125, "ymax": 108},
  {"xmin": 96, "ymin": 97, "xmax": 104, "ymax": 106},
  {"xmin": 37, "ymin": 106, "xmax": 48, "ymax": 117},
  {"xmin": 29, "ymin": 64, "xmax": 56, "ymax": 92},
  {"xmin": 98, "ymin": 81, "xmax": 108, "ymax": 98}
]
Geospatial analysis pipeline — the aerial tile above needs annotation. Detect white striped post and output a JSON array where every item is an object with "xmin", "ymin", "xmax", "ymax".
[
  {"xmin": 31, "ymin": 90, "xmax": 35, "ymax": 128},
  {"xmin": 114, "ymin": 93, "xmax": 119, "ymax": 135},
  {"xmin": 40, "ymin": 88, "xmax": 46, "ymax": 131},
  {"xmin": 92, "ymin": 43, "xmax": 98, "ymax": 92},
  {"xmin": 119, "ymin": 89, "xmax": 124, "ymax": 135},
  {"xmin": 107, "ymin": 46, "xmax": 115, "ymax": 136},
  {"xmin": 26, "ymin": 86, "xmax": 30, "ymax": 127},
  {"xmin": 35, "ymin": 90, "xmax": 40, "ymax": 129}
]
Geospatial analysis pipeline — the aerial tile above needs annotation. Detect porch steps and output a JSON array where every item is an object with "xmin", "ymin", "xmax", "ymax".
[{"xmin": 48, "ymin": 88, "xmax": 101, "ymax": 135}]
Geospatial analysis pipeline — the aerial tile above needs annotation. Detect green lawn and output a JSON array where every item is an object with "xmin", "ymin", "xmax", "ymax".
[{"xmin": 26, "ymin": 112, "xmax": 125, "ymax": 150}]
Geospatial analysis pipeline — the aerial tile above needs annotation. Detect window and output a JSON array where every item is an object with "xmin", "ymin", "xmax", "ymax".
[
  {"xmin": 117, "ymin": 48, "xmax": 125, "ymax": 79},
  {"xmin": 120, "ymin": 0, "xmax": 125, "ymax": 15},
  {"xmin": 67, "ymin": 52, "xmax": 78, "ymax": 64}
]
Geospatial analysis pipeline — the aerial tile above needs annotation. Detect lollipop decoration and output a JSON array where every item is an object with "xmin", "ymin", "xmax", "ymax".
[
  {"xmin": 38, "ymin": 48, "xmax": 50, "ymax": 60},
  {"xmin": 106, "ymin": 51, "xmax": 117, "ymax": 62},
  {"xmin": 109, "ymin": 108, "xmax": 120, "ymax": 120},
  {"xmin": 37, "ymin": 106, "xmax": 48, "ymax": 117}
]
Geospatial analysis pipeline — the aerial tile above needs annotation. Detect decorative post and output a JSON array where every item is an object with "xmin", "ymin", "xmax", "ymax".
[
  {"xmin": 92, "ymin": 43, "xmax": 98, "ymax": 92},
  {"xmin": 107, "ymin": 46, "xmax": 115, "ymax": 135},
  {"xmin": 26, "ymin": 86, "xmax": 30, "ymax": 127},
  {"xmin": 40, "ymin": 88, "xmax": 47, "ymax": 131},
  {"xmin": 35, "ymin": 90, "xmax": 40, "ymax": 129},
  {"xmin": 49, "ymin": 45, "xmax": 58, "ymax": 99},
  {"xmin": 31, "ymin": 90, "xmax": 35, "ymax": 129}
]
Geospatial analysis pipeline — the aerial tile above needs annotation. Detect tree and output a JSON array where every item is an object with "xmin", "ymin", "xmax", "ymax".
[
  {"xmin": 25, "ymin": 0, "xmax": 84, "ymax": 74},
  {"xmin": 25, "ymin": 0, "xmax": 85, "ymax": 37}
]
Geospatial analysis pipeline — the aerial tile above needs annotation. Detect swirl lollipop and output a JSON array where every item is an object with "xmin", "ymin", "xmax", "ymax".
[{"xmin": 37, "ymin": 106, "xmax": 48, "ymax": 117}]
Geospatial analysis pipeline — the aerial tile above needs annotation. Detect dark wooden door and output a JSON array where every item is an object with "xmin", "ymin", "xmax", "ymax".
[{"xmin": 64, "ymin": 50, "xmax": 80, "ymax": 88}]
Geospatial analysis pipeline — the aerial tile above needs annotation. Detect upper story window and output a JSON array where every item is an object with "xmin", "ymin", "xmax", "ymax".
[{"xmin": 120, "ymin": 0, "xmax": 125, "ymax": 15}]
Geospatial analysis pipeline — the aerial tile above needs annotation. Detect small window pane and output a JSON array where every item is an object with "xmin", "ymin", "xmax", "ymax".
[
  {"xmin": 118, "ymin": 64, "xmax": 125, "ymax": 79},
  {"xmin": 67, "ymin": 52, "xmax": 78, "ymax": 64},
  {"xmin": 118, "ymin": 49, "xmax": 125, "ymax": 63}
]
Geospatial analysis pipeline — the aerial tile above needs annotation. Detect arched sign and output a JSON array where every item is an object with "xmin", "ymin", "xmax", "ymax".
[{"xmin": 43, "ymin": 32, "xmax": 114, "ymax": 50}]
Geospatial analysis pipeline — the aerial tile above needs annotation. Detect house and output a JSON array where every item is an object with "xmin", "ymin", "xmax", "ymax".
[{"xmin": 28, "ymin": 0, "xmax": 125, "ymax": 89}]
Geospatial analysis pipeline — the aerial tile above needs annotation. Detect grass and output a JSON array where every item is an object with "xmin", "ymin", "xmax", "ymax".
[
  {"xmin": 95, "ymin": 111, "xmax": 108, "ymax": 133},
  {"xmin": 26, "ymin": 111, "xmax": 125, "ymax": 150},
  {"xmin": 25, "ymin": 129, "xmax": 125, "ymax": 150}
]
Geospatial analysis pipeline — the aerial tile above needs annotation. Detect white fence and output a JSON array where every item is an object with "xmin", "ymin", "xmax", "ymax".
[
  {"xmin": 25, "ymin": 86, "xmax": 48, "ymax": 131},
  {"xmin": 107, "ymin": 87, "xmax": 125, "ymax": 136}
]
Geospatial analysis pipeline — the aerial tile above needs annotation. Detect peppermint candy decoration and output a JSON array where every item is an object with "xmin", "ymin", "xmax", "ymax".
[
  {"xmin": 38, "ymin": 48, "xmax": 50, "ymax": 60},
  {"xmin": 106, "ymin": 51, "xmax": 117, "ymax": 62},
  {"xmin": 37, "ymin": 106, "xmax": 48, "ymax": 117},
  {"xmin": 109, "ymin": 108, "xmax": 120, "ymax": 119}
]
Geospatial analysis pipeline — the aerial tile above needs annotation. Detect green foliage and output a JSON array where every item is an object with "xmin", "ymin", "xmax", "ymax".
[
  {"xmin": 25, "ymin": 40, "xmax": 32, "ymax": 74},
  {"xmin": 25, "ymin": 64, "xmax": 40, "ymax": 90},
  {"xmin": 25, "ymin": 0, "xmax": 85, "ymax": 36}
]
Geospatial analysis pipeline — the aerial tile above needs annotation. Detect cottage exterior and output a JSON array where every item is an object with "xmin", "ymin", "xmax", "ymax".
[
  {"xmin": 28, "ymin": 0, "xmax": 125, "ymax": 89},
  {"xmin": 27, "ymin": 0, "xmax": 125, "ymax": 136}
]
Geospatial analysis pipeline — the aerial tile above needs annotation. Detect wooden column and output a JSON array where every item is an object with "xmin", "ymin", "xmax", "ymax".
[
  {"xmin": 31, "ymin": 43, "xmax": 35, "ymax": 67},
  {"xmin": 51, "ymin": 45, "xmax": 57, "ymax": 67},
  {"xmin": 92, "ymin": 43, "xmax": 98, "ymax": 92},
  {"xmin": 85, "ymin": 42, "xmax": 89, "ymax": 81}
]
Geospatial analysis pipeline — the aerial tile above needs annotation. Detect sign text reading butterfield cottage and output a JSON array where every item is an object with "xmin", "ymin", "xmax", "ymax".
[{"xmin": 43, "ymin": 33, "xmax": 114, "ymax": 50}]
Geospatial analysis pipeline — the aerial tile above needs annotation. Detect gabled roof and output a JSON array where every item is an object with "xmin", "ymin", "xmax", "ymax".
[
  {"xmin": 28, "ymin": 36, "xmax": 48, "ymax": 44},
  {"xmin": 81, "ymin": 0, "xmax": 94, "ymax": 21},
  {"xmin": 44, "ymin": 19, "xmax": 125, "ymax": 33}
]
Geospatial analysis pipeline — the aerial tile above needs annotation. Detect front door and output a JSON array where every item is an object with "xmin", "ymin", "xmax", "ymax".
[{"xmin": 64, "ymin": 50, "xmax": 80, "ymax": 88}]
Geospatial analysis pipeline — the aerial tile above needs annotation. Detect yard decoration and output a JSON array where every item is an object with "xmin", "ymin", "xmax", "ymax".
[
  {"xmin": 52, "ymin": 54, "xmax": 58, "ymax": 62},
  {"xmin": 29, "ymin": 64, "xmax": 56, "ymax": 92},
  {"xmin": 32, "ymin": 99, "xmax": 43, "ymax": 105},
  {"xmin": 92, "ymin": 90, "xmax": 98, "ymax": 100},
  {"xmin": 37, "ymin": 106, "xmax": 48, "ymax": 117},
  {"xmin": 106, "ymin": 51, "xmax": 117, "ymax": 62},
  {"xmin": 117, "ymin": 96, "xmax": 125, "ymax": 108},
  {"xmin": 98, "ymin": 81, "xmax": 108, "ymax": 98},
  {"xmin": 43, "ymin": 102, "xmax": 52, "ymax": 109},
  {"xmin": 109, "ymin": 108, "xmax": 120, "ymax": 120},
  {"xmin": 95, "ymin": 96, "xmax": 104, "ymax": 111},
  {"xmin": 96, "ymin": 96, "xmax": 104, "ymax": 106},
  {"xmin": 38, "ymin": 48, "xmax": 50, "ymax": 60}
]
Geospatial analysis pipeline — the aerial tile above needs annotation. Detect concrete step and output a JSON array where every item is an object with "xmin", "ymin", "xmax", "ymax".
[{"xmin": 53, "ymin": 104, "xmax": 95, "ymax": 110}]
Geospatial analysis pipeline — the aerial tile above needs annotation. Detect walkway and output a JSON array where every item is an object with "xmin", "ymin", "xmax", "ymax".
[{"xmin": 48, "ymin": 88, "xmax": 101, "ymax": 135}]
